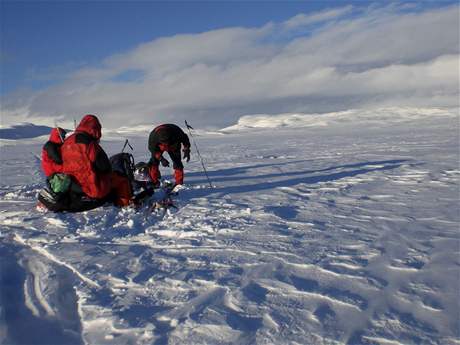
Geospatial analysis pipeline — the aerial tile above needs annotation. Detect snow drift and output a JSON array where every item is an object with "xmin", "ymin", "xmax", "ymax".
[
  {"xmin": 221, "ymin": 107, "xmax": 458, "ymax": 132},
  {"xmin": 0, "ymin": 107, "xmax": 459, "ymax": 344}
]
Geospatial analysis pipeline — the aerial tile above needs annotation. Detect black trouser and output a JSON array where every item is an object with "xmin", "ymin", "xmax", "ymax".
[
  {"xmin": 43, "ymin": 178, "xmax": 108, "ymax": 212},
  {"xmin": 150, "ymin": 149, "xmax": 183, "ymax": 170},
  {"xmin": 149, "ymin": 149, "xmax": 184, "ymax": 184}
]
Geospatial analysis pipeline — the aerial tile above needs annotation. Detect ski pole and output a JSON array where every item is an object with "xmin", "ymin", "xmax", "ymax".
[
  {"xmin": 185, "ymin": 120, "xmax": 213, "ymax": 189},
  {"xmin": 121, "ymin": 139, "xmax": 133, "ymax": 152}
]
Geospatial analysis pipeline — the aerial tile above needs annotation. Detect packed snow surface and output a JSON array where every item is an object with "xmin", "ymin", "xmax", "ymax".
[{"xmin": 1, "ymin": 108, "xmax": 459, "ymax": 345}]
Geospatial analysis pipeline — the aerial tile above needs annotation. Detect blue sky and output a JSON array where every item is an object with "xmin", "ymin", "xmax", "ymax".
[
  {"xmin": 1, "ymin": 1, "xmax": 369, "ymax": 93},
  {"xmin": 1, "ymin": 1, "xmax": 458, "ymax": 128},
  {"xmin": 2, "ymin": 0, "xmax": 455, "ymax": 94}
]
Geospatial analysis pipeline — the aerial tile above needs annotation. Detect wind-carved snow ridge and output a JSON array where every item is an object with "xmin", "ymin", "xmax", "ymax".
[
  {"xmin": 220, "ymin": 107, "xmax": 458, "ymax": 132},
  {"xmin": 0, "ymin": 110, "xmax": 459, "ymax": 344}
]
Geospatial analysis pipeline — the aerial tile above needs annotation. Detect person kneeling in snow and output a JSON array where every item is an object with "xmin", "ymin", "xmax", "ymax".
[
  {"xmin": 51, "ymin": 114, "xmax": 114, "ymax": 211},
  {"xmin": 148, "ymin": 123, "xmax": 191, "ymax": 186},
  {"xmin": 61, "ymin": 114, "xmax": 144, "ymax": 209},
  {"xmin": 61, "ymin": 115, "xmax": 112, "ymax": 199}
]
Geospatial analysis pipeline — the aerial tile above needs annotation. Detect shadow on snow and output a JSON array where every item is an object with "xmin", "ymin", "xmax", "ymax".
[{"xmin": 188, "ymin": 159, "xmax": 411, "ymax": 197}]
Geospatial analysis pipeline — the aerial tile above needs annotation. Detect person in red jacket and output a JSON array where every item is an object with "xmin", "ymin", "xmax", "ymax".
[
  {"xmin": 61, "ymin": 115, "xmax": 112, "ymax": 200},
  {"xmin": 41, "ymin": 127, "xmax": 66, "ymax": 177},
  {"xmin": 148, "ymin": 124, "xmax": 191, "ymax": 186}
]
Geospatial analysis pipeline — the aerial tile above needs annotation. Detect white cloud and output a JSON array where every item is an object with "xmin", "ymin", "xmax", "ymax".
[
  {"xmin": 283, "ymin": 5, "xmax": 354, "ymax": 29},
  {"xmin": 2, "ymin": 3, "xmax": 459, "ymax": 129}
]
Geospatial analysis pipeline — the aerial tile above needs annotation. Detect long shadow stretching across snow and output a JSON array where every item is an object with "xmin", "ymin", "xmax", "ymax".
[
  {"xmin": 186, "ymin": 159, "xmax": 313, "ymax": 179},
  {"xmin": 189, "ymin": 159, "xmax": 410, "ymax": 196}
]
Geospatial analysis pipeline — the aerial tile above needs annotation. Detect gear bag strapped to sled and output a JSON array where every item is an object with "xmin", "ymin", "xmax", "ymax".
[
  {"xmin": 110, "ymin": 152, "xmax": 139, "ymax": 207},
  {"xmin": 110, "ymin": 152, "xmax": 135, "ymax": 182}
]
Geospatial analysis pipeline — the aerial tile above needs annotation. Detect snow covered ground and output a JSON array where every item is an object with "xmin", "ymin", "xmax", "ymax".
[{"xmin": 0, "ymin": 108, "xmax": 459, "ymax": 345}]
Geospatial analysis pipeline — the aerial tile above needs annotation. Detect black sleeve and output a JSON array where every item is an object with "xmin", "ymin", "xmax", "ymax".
[
  {"xmin": 148, "ymin": 130, "xmax": 160, "ymax": 154},
  {"xmin": 43, "ymin": 141, "xmax": 63, "ymax": 164},
  {"xmin": 93, "ymin": 149, "xmax": 112, "ymax": 173},
  {"xmin": 180, "ymin": 130, "xmax": 191, "ymax": 149}
]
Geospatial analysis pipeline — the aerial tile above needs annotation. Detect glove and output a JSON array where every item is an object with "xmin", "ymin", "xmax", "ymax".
[
  {"xmin": 160, "ymin": 157, "xmax": 170, "ymax": 167},
  {"xmin": 183, "ymin": 148, "xmax": 191, "ymax": 163}
]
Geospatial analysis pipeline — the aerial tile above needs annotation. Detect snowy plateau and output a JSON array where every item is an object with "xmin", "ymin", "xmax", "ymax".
[{"xmin": 0, "ymin": 107, "xmax": 459, "ymax": 345}]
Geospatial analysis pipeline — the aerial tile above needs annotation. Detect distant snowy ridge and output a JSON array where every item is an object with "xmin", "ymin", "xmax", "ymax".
[
  {"xmin": 1, "ymin": 107, "xmax": 457, "ymax": 142},
  {"xmin": 0, "ymin": 123, "xmax": 55, "ymax": 140},
  {"xmin": 221, "ymin": 107, "xmax": 458, "ymax": 132},
  {"xmin": 104, "ymin": 124, "xmax": 224, "ymax": 139}
]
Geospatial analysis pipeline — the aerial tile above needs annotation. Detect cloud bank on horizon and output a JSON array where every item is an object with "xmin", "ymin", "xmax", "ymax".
[{"xmin": 2, "ymin": 3, "xmax": 459, "ymax": 129}]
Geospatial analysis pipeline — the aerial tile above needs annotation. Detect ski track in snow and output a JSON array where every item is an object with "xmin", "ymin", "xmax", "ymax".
[{"xmin": 0, "ymin": 115, "xmax": 459, "ymax": 345}]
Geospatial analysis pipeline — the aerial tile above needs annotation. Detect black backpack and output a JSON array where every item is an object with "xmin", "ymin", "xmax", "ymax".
[{"xmin": 110, "ymin": 152, "xmax": 135, "ymax": 182}]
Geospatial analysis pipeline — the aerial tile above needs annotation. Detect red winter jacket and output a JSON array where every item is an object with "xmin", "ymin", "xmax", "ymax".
[
  {"xmin": 148, "ymin": 124, "xmax": 191, "ymax": 159},
  {"xmin": 41, "ymin": 128, "xmax": 66, "ymax": 177},
  {"xmin": 61, "ymin": 115, "xmax": 112, "ymax": 199}
]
